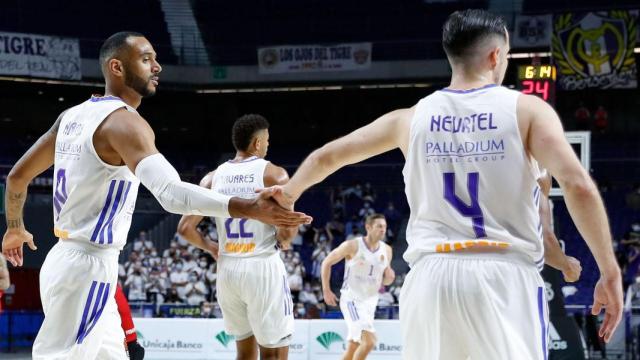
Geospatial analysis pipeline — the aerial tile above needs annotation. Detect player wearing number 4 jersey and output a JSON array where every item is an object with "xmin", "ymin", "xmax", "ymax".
[
  {"xmin": 2, "ymin": 33, "xmax": 310, "ymax": 360},
  {"xmin": 321, "ymin": 214, "xmax": 395, "ymax": 360},
  {"xmin": 271, "ymin": 9, "xmax": 622, "ymax": 360},
  {"xmin": 178, "ymin": 114, "xmax": 297, "ymax": 360}
]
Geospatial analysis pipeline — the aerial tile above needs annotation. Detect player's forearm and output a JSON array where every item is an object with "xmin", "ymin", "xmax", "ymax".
[
  {"xmin": 320, "ymin": 260, "xmax": 332, "ymax": 292},
  {"xmin": 543, "ymin": 230, "xmax": 568, "ymax": 271},
  {"xmin": 177, "ymin": 227, "xmax": 208, "ymax": 251},
  {"xmin": 5, "ymin": 175, "xmax": 28, "ymax": 231},
  {"xmin": 276, "ymin": 227, "xmax": 297, "ymax": 244},
  {"xmin": 561, "ymin": 177, "xmax": 618, "ymax": 276}
]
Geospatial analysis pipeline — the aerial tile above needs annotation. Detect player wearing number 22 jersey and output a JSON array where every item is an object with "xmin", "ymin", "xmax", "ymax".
[{"xmin": 178, "ymin": 114, "xmax": 297, "ymax": 359}]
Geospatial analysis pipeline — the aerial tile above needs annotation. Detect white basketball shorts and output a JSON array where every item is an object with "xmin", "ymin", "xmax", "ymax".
[
  {"xmin": 217, "ymin": 252, "xmax": 294, "ymax": 348},
  {"xmin": 33, "ymin": 240, "xmax": 126, "ymax": 360},
  {"xmin": 400, "ymin": 253, "xmax": 549, "ymax": 360},
  {"xmin": 339, "ymin": 292, "xmax": 377, "ymax": 343}
]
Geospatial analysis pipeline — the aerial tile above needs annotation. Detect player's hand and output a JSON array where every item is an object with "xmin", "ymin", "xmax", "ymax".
[
  {"xmin": 591, "ymin": 272, "xmax": 623, "ymax": 342},
  {"xmin": 265, "ymin": 185, "xmax": 297, "ymax": 211},
  {"xmin": 561, "ymin": 256, "xmax": 582, "ymax": 283},
  {"xmin": 323, "ymin": 289, "xmax": 338, "ymax": 306},
  {"xmin": 2, "ymin": 228, "xmax": 37, "ymax": 267},
  {"xmin": 246, "ymin": 187, "xmax": 312, "ymax": 227}
]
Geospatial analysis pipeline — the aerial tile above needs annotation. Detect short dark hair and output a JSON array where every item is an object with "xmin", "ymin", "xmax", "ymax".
[
  {"xmin": 99, "ymin": 31, "xmax": 145, "ymax": 66},
  {"xmin": 442, "ymin": 9, "xmax": 507, "ymax": 59},
  {"xmin": 232, "ymin": 114, "xmax": 270, "ymax": 152},
  {"xmin": 365, "ymin": 213, "xmax": 386, "ymax": 226}
]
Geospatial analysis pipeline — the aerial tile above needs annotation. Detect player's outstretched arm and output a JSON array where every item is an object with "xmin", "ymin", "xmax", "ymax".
[
  {"xmin": 538, "ymin": 173, "xmax": 581, "ymax": 282},
  {"xmin": 101, "ymin": 109, "xmax": 311, "ymax": 228},
  {"xmin": 177, "ymin": 172, "xmax": 219, "ymax": 259},
  {"xmin": 277, "ymin": 107, "xmax": 413, "ymax": 207},
  {"xmin": 521, "ymin": 94, "xmax": 621, "ymax": 342},
  {"xmin": 321, "ymin": 240, "xmax": 357, "ymax": 306},
  {"xmin": 2, "ymin": 112, "xmax": 65, "ymax": 266}
]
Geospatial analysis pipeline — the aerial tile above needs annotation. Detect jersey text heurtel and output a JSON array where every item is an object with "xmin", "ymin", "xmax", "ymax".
[{"xmin": 429, "ymin": 112, "xmax": 496, "ymax": 133}]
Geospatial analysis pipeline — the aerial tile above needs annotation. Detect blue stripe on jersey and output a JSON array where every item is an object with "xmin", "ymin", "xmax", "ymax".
[
  {"xmin": 76, "ymin": 281, "xmax": 97, "ymax": 343},
  {"xmin": 91, "ymin": 181, "xmax": 116, "ymax": 242},
  {"xmin": 99, "ymin": 180, "xmax": 125, "ymax": 244},
  {"xmin": 107, "ymin": 181, "xmax": 132, "ymax": 244},
  {"xmin": 283, "ymin": 276, "xmax": 289, "ymax": 316},
  {"xmin": 80, "ymin": 283, "xmax": 110, "ymax": 343},
  {"xmin": 537, "ymin": 286, "xmax": 548, "ymax": 360}
]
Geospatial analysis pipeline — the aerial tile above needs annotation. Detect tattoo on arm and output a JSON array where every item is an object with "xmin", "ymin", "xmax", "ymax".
[{"xmin": 5, "ymin": 191, "xmax": 26, "ymax": 229}]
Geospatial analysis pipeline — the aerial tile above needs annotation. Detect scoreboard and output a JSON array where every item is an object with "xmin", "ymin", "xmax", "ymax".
[{"xmin": 517, "ymin": 65, "xmax": 556, "ymax": 105}]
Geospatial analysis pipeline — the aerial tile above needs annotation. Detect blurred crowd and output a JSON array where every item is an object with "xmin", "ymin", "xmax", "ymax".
[{"xmin": 118, "ymin": 183, "xmax": 405, "ymax": 318}]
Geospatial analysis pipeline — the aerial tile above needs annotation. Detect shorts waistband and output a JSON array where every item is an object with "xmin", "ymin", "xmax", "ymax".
[
  {"xmin": 219, "ymin": 251, "xmax": 279, "ymax": 262},
  {"xmin": 55, "ymin": 239, "xmax": 120, "ymax": 261},
  {"xmin": 413, "ymin": 250, "xmax": 537, "ymax": 269}
]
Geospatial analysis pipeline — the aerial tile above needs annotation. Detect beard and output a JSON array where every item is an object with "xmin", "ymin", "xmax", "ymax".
[{"xmin": 124, "ymin": 68, "xmax": 155, "ymax": 98}]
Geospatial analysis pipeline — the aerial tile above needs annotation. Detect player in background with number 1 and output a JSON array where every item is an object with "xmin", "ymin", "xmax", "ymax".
[
  {"xmin": 178, "ymin": 114, "xmax": 298, "ymax": 360},
  {"xmin": 321, "ymin": 213, "xmax": 394, "ymax": 360}
]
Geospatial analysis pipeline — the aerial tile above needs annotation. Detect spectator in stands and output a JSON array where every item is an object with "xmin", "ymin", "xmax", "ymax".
[
  {"xmin": 170, "ymin": 261, "xmax": 189, "ymax": 300},
  {"xmin": 363, "ymin": 182, "xmax": 377, "ymax": 203},
  {"xmin": 145, "ymin": 267, "xmax": 165, "ymax": 304},
  {"xmin": 332, "ymin": 198, "xmax": 346, "ymax": 219},
  {"xmin": 164, "ymin": 284, "xmax": 181, "ymax": 304},
  {"xmin": 287, "ymin": 262, "xmax": 304, "ymax": 302},
  {"xmin": 140, "ymin": 231, "xmax": 154, "ymax": 250},
  {"xmin": 340, "ymin": 181, "xmax": 363, "ymax": 199},
  {"xmin": 326, "ymin": 214, "xmax": 345, "ymax": 240},
  {"xmin": 294, "ymin": 303, "xmax": 307, "ymax": 319},
  {"xmin": 299, "ymin": 283, "xmax": 319, "ymax": 306},
  {"xmin": 162, "ymin": 240, "xmax": 179, "ymax": 258},
  {"xmin": 345, "ymin": 215, "xmax": 362, "ymax": 239},
  {"xmin": 184, "ymin": 271, "xmax": 208, "ymax": 306},
  {"xmin": 594, "ymin": 105, "xmax": 609, "ymax": 134},
  {"xmin": 125, "ymin": 267, "xmax": 147, "ymax": 302},
  {"xmin": 574, "ymin": 101, "xmax": 591, "ymax": 130},
  {"xmin": 182, "ymin": 253, "xmax": 198, "ymax": 273},
  {"xmin": 384, "ymin": 201, "xmax": 401, "ymax": 243},
  {"xmin": 359, "ymin": 201, "xmax": 376, "ymax": 221},
  {"xmin": 204, "ymin": 263, "xmax": 217, "ymax": 301},
  {"xmin": 291, "ymin": 224, "xmax": 305, "ymax": 248},
  {"xmin": 312, "ymin": 232, "xmax": 332, "ymax": 279},
  {"xmin": 201, "ymin": 301, "xmax": 215, "ymax": 318}
]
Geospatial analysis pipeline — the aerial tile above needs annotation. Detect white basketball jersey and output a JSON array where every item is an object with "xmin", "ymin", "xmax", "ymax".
[
  {"xmin": 341, "ymin": 237, "xmax": 389, "ymax": 301},
  {"xmin": 53, "ymin": 95, "xmax": 140, "ymax": 250},
  {"xmin": 402, "ymin": 85, "xmax": 543, "ymax": 269},
  {"xmin": 212, "ymin": 157, "xmax": 277, "ymax": 258}
]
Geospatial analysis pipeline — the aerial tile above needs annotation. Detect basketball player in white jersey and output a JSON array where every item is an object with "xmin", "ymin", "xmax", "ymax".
[
  {"xmin": 178, "ymin": 114, "xmax": 297, "ymax": 360},
  {"xmin": 321, "ymin": 213, "xmax": 394, "ymax": 360},
  {"xmin": 270, "ymin": 9, "xmax": 622, "ymax": 359},
  {"xmin": 1, "ymin": 32, "xmax": 310, "ymax": 359}
]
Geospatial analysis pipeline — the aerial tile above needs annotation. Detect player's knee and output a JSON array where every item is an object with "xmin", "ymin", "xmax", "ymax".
[{"xmin": 360, "ymin": 332, "xmax": 376, "ymax": 350}]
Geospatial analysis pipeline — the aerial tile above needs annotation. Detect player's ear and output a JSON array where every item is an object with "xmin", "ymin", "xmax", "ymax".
[
  {"xmin": 108, "ymin": 59, "xmax": 124, "ymax": 78},
  {"xmin": 488, "ymin": 47, "xmax": 500, "ymax": 70}
]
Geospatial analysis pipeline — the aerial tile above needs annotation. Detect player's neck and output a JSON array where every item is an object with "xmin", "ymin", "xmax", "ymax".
[
  {"xmin": 104, "ymin": 87, "xmax": 142, "ymax": 109},
  {"xmin": 363, "ymin": 235, "xmax": 380, "ymax": 251},
  {"xmin": 447, "ymin": 70, "xmax": 495, "ymax": 91},
  {"xmin": 233, "ymin": 151, "xmax": 259, "ymax": 162}
]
